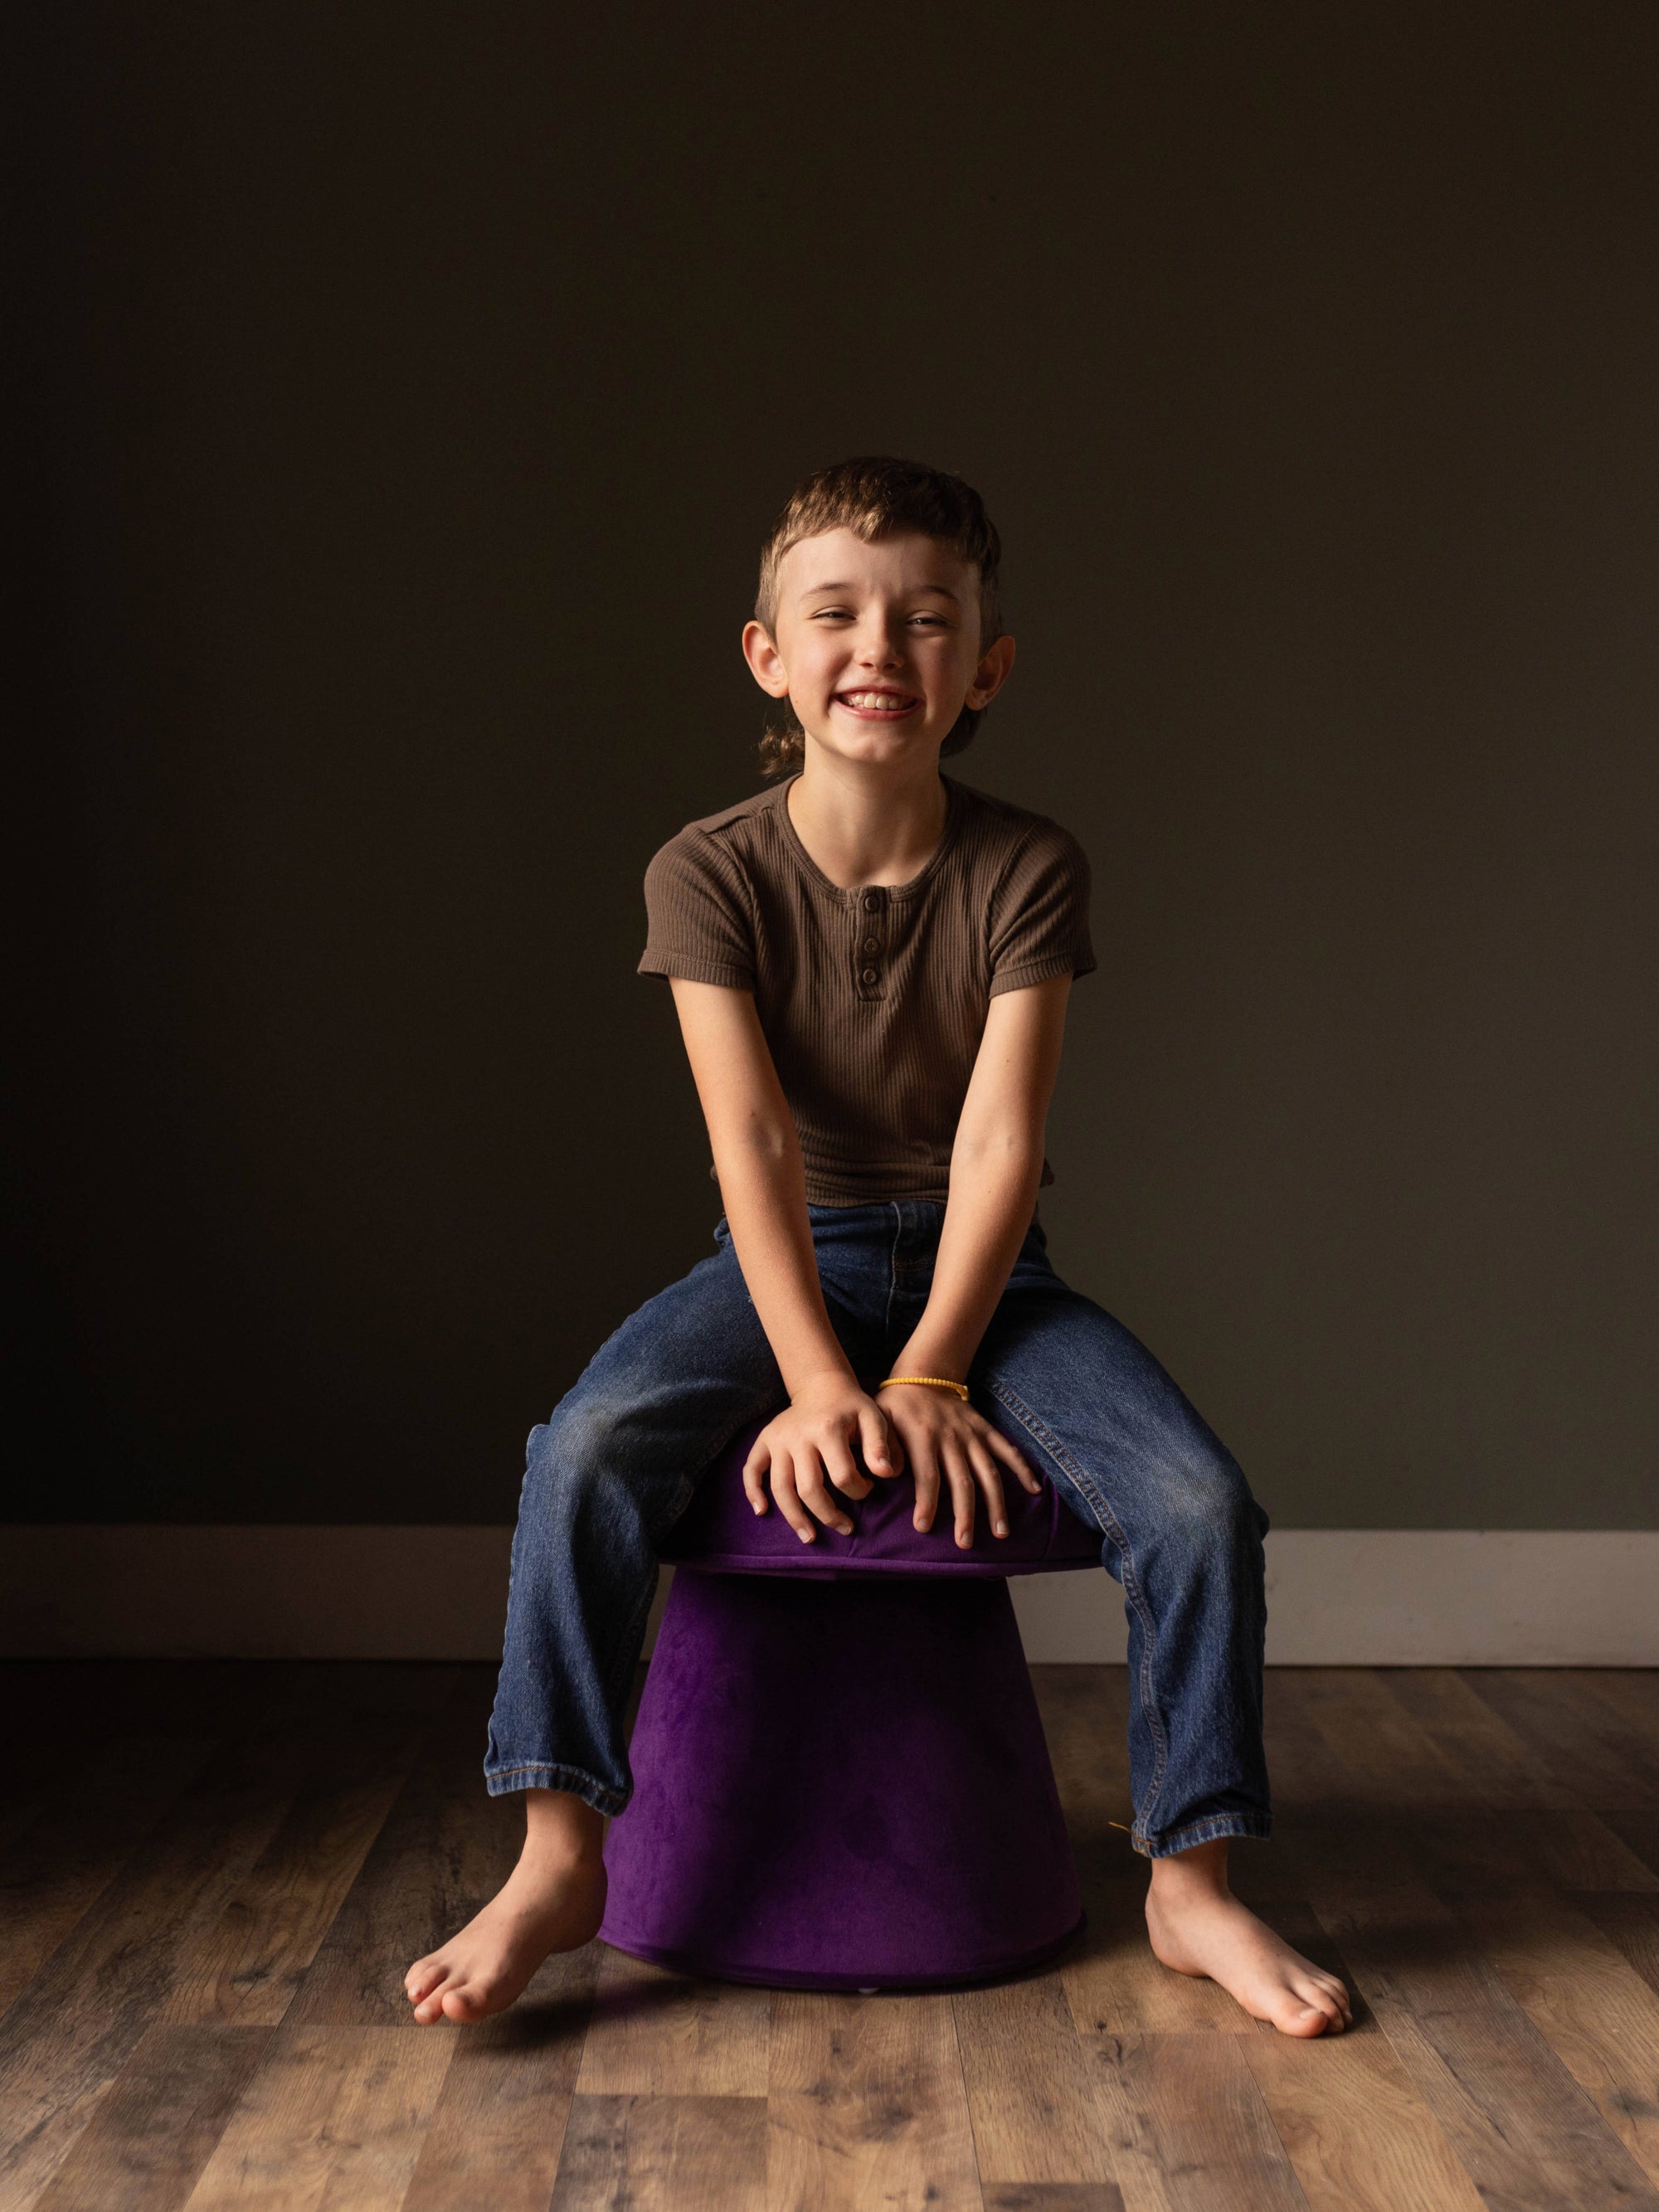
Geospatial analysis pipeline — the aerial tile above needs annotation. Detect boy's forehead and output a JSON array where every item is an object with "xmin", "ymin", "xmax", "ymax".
[{"xmin": 780, "ymin": 526, "xmax": 973, "ymax": 596}]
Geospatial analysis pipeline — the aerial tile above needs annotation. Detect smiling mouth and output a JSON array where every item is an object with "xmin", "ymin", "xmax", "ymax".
[{"xmin": 836, "ymin": 690, "xmax": 922, "ymax": 717}]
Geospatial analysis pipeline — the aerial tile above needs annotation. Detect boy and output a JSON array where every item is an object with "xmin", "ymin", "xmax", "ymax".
[{"xmin": 406, "ymin": 457, "xmax": 1351, "ymax": 2037}]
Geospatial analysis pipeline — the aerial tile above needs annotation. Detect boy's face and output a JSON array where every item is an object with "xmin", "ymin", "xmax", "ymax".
[{"xmin": 742, "ymin": 527, "xmax": 1014, "ymax": 771}]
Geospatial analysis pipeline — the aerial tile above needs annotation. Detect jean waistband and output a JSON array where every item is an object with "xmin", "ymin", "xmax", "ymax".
[{"xmin": 714, "ymin": 1198, "xmax": 1046, "ymax": 1257}]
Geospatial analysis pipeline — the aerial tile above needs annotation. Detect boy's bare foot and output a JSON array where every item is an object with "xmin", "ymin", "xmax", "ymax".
[
  {"xmin": 405, "ymin": 1787, "xmax": 606, "ymax": 2025},
  {"xmin": 1145, "ymin": 1839, "xmax": 1351, "ymax": 2037}
]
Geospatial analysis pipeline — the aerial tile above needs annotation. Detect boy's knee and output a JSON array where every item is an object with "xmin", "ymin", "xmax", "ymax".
[
  {"xmin": 523, "ymin": 1400, "xmax": 625, "ymax": 1517},
  {"xmin": 1162, "ymin": 1441, "xmax": 1265, "ymax": 1558}
]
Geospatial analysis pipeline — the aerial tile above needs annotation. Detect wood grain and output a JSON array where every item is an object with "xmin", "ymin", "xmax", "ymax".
[
  {"xmin": 980, "ymin": 2188, "xmax": 1125, "ymax": 2210},
  {"xmin": 1574, "ymin": 1892, "xmax": 1659, "ymax": 2000},
  {"xmin": 1460, "ymin": 1670, "xmax": 1659, "ymax": 1808},
  {"xmin": 1379, "ymin": 1666, "xmax": 1569, "ymax": 1809},
  {"xmin": 1603, "ymin": 1811, "xmax": 1659, "ymax": 1879},
  {"xmin": 551, "ymin": 2094, "xmax": 765, "ymax": 2212},
  {"xmin": 0, "ymin": 1735, "xmax": 216, "ymax": 2019},
  {"xmin": 1406, "ymin": 1806, "xmax": 1659, "ymax": 1894},
  {"xmin": 1421, "ymin": 1866, "xmax": 1659, "ymax": 2184},
  {"xmin": 1243, "ymin": 2022, "xmax": 1486, "ymax": 2211},
  {"xmin": 163, "ymin": 1733, "xmax": 418, "ymax": 2025},
  {"xmin": 399, "ymin": 1944, "xmax": 599, "ymax": 2212},
  {"xmin": 1294, "ymin": 1667, "xmax": 1476, "ymax": 1811},
  {"xmin": 181, "ymin": 2023, "xmax": 453, "ymax": 2212},
  {"xmin": 954, "ymin": 1969, "xmax": 1117, "ymax": 2184},
  {"xmin": 285, "ymin": 1726, "xmax": 518, "ymax": 2028},
  {"xmin": 768, "ymin": 1988, "xmax": 983, "ymax": 2211},
  {"xmin": 1076, "ymin": 2032, "xmax": 1309, "ymax": 2212},
  {"xmin": 576, "ymin": 1947, "xmax": 770, "ymax": 2097},
  {"xmin": 0, "ymin": 1731, "xmax": 307, "ymax": 2210},
  {"xmin": 1311, "ymin": 1860, "xmax": 1659, "ymax": 2210},
  {"xmin": 32, "ymin": 2025, "xmax": 270, "ymax": 2212},
  {"xmin": 1257, "ymin": 1672, "xmax": 1362, "ymax": 1811}
]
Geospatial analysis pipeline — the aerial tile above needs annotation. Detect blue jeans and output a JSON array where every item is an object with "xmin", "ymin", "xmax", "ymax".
[{"xmin": 486, "ymin": 1201, "xmax": 1272, "ymax": 1857}]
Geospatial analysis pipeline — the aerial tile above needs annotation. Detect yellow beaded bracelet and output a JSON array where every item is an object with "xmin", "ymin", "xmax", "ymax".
[{"xmin": 878, "ymin": 1375, "xmax": 970, "ymax": 1401}]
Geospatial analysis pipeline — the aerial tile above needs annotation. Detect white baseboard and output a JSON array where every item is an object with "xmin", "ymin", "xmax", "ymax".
[{"xmin": 0, "ymin": 1528, "xmax": 1653, "ymax": 1666}]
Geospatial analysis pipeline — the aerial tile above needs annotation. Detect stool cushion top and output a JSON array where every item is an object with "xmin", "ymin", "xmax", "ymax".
[{"xmin": 660, "ymin": 1419, "xmax": 1101, "ymax": 1579}]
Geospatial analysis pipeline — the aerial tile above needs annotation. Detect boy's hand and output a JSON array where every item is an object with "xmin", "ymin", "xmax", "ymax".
[
  {"xmin": 742, "ymin": 1377, "xmax": 897, "ymax": 1544},
  {"xmin": 878, "ymin": 1384, "xmax": 1042, "ymax": 1548}
]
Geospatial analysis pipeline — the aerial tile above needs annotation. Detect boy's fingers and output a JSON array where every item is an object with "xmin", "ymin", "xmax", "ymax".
[
  {"xmin": 770, "ymin": 1455, "xmax": 817, "ymax": 1544},
  {"xmin": 985, "ymin": 1427, "xmax": 1042, "ymax": 1493},
  {"xmin": 742, "ymin": 1446, "xmax": 771, "ymax": 1514},
  {"xmin": 858, "ymin": 1403, "xmax": 899, "ymax": 1480},
  {"xmin": 968, "ymin": 1439, "xmax": 1010, "ymax": 1537},
  {"xmin": 910, "ymin": 1446, "xmax": 941, "ymax": 1533},
  {"xmin": 822, "ymin": 1434, "xmax": 872, "ymax": 1503},
  {"xmin": 795, "ymin": 1451, "xmax": 854, "ymax": 1535},
  {"xmin": 941, "ymin": 1444, "xmax": 976, "ymax": 1547}
]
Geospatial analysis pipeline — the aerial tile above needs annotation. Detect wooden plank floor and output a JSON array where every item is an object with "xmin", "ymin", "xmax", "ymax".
[{"xmin": 2, "ymin": 1661, "xmax": 1658, "ymax": 2210}]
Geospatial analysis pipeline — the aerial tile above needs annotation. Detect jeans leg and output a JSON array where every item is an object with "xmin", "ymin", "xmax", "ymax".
[
  {"xmin": 485, "ymin": 1238, "xmax": 784, "ymax": 1815},
  {"xmin": 971, "ymin": 1264, "xmax": 1272, "ymax": 1856}
]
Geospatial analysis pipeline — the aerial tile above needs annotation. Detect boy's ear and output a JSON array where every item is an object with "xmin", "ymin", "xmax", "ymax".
[
  {"xmin": 965, "ymin": 633, "xmax": 1016, "ymax": 711},
  {"xmin": 742, "ymin": 620, "xmax": 792, "ymax": 698}
]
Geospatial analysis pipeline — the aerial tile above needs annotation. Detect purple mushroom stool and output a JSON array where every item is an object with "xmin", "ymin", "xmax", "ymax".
[{"xmin": 598, "ymin": 1415, "xmax": 1102, "ymax": 1991}]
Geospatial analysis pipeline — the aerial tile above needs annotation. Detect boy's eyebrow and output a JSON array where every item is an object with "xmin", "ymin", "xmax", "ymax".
[{"xmin": 798, "ymin": 581, "xmax": 961, "ymax": 601}]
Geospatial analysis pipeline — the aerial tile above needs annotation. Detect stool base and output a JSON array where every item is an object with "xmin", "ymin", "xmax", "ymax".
[{"xmin": 601, "ymin": 1570, "xmax": 1085, "ymax": 1991}]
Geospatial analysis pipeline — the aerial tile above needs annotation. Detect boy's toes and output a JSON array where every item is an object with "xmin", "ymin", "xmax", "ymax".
[
  {"xmin": 1287, "ymin": 1987, "xmax": 1345, "ymax": 2035},
  {"xmin": 1306, "ymin": 1970, "xmax": 1352, "ymax": 2022},
  {"xmin": 411, "ymin": 1982, "xmax": 454, "ymax": 2025},
  {"xmin": 440, "ymin": 1981, "xmax": 493, "ymax": 2023},
  {"xmin": 405, "ymin": 1957, "xmax": 445, "ymax": 2006}
]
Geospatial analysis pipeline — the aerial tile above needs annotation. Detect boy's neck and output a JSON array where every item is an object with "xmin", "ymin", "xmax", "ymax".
[{"xmin": 785, "ymin": 752, "xmax": 950, "ymax": 891}]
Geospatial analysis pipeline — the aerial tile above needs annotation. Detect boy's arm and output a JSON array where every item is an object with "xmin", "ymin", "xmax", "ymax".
[
  {"xmin": 666, "ymin": 977, "xmax": 897, "ymax": 1538},
  {"xmin": 885, "ymin": 971, "xmax": 1074, "ymax": 1535}
]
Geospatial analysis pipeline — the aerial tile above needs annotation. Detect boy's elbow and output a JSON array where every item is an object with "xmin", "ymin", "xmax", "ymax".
[
  {"xmin": 951, "ymin": 1124, "xmax": 1045, "ymax": 1178},
  {"xmin": 713, "ymin": 1117, "xmax": 798, "ymax": 1176}
]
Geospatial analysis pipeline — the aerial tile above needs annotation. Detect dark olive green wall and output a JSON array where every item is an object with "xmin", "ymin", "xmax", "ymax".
[{"xmin": 11, "ymin": 4, "xmax": 1657, "ymax": 1525}]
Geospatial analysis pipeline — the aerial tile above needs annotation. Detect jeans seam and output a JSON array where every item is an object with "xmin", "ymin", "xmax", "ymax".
[
  {"xmin": 985, "ymin": 1378, "xmax": 1170, "ymax": 1824},
  {"xmin": 883, "ymin": 1202, "xmax": 903, "ymax": 1341}
]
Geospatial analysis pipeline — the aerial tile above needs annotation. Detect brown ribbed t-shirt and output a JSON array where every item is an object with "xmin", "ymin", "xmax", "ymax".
[{"xmin": 638, "ymin": 771, "xmax": 1095, "ymax": 1205}]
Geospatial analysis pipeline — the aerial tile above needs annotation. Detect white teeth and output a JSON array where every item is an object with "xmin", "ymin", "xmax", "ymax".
[{"xmin": 844, "ymin": 692, "xmax": 912, "ymax": 712}]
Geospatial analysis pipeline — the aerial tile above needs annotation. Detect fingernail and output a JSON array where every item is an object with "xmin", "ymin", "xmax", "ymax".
[{"xmin": 995, "ymin": 1522, "xmax": 1008, "ymax": 1536}]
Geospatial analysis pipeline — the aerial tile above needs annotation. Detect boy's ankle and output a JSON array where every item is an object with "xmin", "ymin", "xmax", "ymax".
[
  {"xmin": 523, "ymin": 1787, "xmax": 606, "ymax": 1866},
  {"xmin": 1146, "ymin": 1838, "xmax": 1231, "ymax": 1898}
]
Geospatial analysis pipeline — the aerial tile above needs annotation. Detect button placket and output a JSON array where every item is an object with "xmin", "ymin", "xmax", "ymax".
[{"xmin": 855, "ymin": 889, "xmax": 885, "ymax": 997}]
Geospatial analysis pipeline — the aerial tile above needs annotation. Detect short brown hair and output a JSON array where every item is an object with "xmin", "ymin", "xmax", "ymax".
[{"xmin": 754, "ymin": 455, "xmax": 1004, "ymax": 779}]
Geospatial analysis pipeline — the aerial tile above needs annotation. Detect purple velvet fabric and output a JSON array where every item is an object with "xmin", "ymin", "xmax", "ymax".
[
  {"xmin": 601, "ymin": 1568, "xmax": 1085, "ymax": 1989},
  {"xmin": 659, "ymin": 1417, "xmax": 1101, "ymax": 1578}
]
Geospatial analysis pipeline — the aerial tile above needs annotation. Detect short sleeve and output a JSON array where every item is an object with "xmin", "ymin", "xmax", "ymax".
[
  {"xmin": 638, "ymin": 831, "xmax": 757, "ymax": 989},
  {"xmin": 986, "ymin": 820, "xmax": 1097, "ymax": 996}
]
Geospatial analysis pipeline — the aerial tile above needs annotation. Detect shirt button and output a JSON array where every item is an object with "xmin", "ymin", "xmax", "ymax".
[
  {"xmin": 861, "ymin": 934, "xmax": 878, "ymax": 952},
  {"xmin": 862, "ymin": 892, "xmax": 881, "ymax": 912},
  {"xmin": 860, "ymin": 966, "xmax": 878, "ymax": 985}
]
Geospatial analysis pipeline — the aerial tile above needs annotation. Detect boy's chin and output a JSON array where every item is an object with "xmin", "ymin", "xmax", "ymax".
[{"xmin": 803, "ymin": 719, "xmax": 946, "ymax": 766}]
